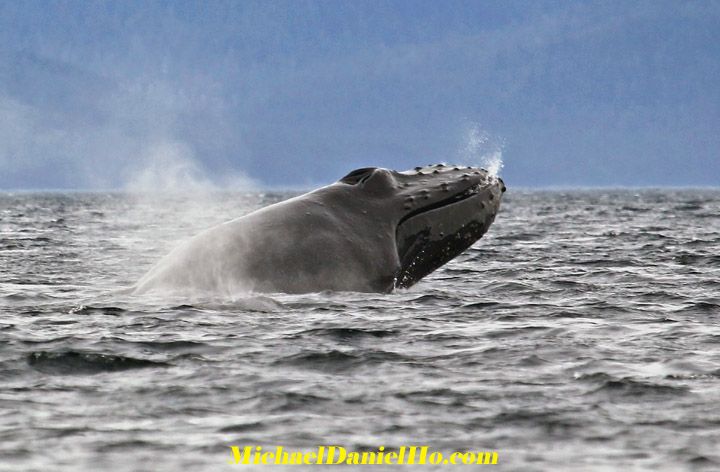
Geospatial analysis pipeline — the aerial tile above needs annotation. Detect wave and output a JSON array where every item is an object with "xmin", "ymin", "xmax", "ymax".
[{"xmin": 27, "ymin": 350, "xmax": 169, "ymax": 375}]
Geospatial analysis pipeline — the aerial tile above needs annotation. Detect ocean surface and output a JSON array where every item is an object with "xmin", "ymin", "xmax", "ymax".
[{"xmin": 1, "ymin": 189, "xmax": 719, "ymax": 471}]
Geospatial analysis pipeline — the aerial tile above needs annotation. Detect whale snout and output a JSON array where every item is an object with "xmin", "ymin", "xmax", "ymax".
[{"xmin": 497, "ymin": 177, "xmax": 506, "ymax": 193}]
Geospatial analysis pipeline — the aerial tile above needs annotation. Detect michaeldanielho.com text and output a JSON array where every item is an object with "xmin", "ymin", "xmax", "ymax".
[{"xmin": 228, "ymin": 446, "xmax": 498, "ymax": 466}]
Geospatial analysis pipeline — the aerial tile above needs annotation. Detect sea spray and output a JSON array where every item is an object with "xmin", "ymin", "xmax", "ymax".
[
  {"xmin": 123, "ymin": 141, "xmax": 215, "ymax": 194},
  {"xmin": 119, "ymin": 140, "xmax": 260, "ymax": 287},
  {"xmin": 459, "ymin": 124, "xmax": 504, "ymax": 178},
  {"xmin": 123, "ymin": 141, "xmax": 257, "ymax": 194}
]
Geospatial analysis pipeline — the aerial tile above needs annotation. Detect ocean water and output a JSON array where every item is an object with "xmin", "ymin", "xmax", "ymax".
[{"xmin": 1, "ymin": 189, "xmax": 719, "ymax": 471}]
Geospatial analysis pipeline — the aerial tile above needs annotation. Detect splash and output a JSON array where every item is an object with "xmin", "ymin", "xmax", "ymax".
[
  {"xmin": 120, "ymin": 139, "xmax": 258, "ymax": 232},
  {"xmin": 119, "ymin": 140, "xmax": 260, "ymax": 290},
  {"xmin": 459, "ymin": 124, "xmax": 504, "ymax": 177}
]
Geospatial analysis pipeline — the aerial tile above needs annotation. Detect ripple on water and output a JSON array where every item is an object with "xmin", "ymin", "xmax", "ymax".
[
  {"xmin": 578, "ymin": 373, "xmax": 691, "ymax": 400},
  {"xmin": 285, "ymin": 327, "xmax": 398, "ymax": 341},
  {"xmin": 274, "ymin": 349, "xmax": 411, "ymax": 373},
  {"xmin": 27, "ymin": 351, "xmax": 169, "ymax": 375}
]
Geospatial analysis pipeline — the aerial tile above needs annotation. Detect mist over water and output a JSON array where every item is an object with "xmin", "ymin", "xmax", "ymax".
[
  {"xmin": 123, "ymin": 140, "xmax": 258, "ymax": 194},
  {"xmin": 115, "ymin": 140, "xmax": 262, "ymax": 289},
  {"xmin": 2, "ymin": 188, "xmax": 720, "ymax": 471},
  {"xmin": 124, "ymin": 142, "xmax": 216, "ymax": 194}
]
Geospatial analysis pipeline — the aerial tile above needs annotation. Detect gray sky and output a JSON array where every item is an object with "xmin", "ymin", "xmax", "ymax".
[{"xmin": 1, "ymin": 0, "xmax": 718, "ymax": 189}]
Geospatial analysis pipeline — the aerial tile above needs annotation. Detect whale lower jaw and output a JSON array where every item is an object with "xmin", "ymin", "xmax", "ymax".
[{"xmin": 394, "ymin": 175, "xmax": 503, "ymax": 290}]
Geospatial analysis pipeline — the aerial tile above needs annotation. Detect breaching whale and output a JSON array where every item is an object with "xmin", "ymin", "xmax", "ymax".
[{"xmin": 133, "ymin": 164, "xmax": 505, "ymax": 294}]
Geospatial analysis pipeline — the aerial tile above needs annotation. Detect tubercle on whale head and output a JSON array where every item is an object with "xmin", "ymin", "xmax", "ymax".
[
  {"xmin": 390, "ymin": 164, "xmax": 504, "ymax": 290},
  {"xmin": 336, "ymin": 164, "xmax": 505, "ymax": 209}
]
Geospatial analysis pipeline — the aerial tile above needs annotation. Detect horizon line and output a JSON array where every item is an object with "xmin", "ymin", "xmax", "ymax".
[{"xmin": 1, "ymin": 184, "xmax": 719, "ymax": 194}]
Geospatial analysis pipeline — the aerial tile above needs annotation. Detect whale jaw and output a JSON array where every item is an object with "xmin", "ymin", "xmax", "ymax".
[{"xmin": 393, "ymin": 165, "xmax": 504, "ymax": 289}]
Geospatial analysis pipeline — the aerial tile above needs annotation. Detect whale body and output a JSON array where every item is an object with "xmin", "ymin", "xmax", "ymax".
[{"xmin": 134, "ymin": 164, "xmax": 505, "ymax": 294}]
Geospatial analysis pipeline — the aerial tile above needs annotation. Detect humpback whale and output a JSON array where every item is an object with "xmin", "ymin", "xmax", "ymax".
[{"xmin": 134, "ymin": 164, "xmax": 505, "ymax": 294}]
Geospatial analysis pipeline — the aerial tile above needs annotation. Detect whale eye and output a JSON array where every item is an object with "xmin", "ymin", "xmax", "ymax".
[{"xmin": 340, "ymin": 167, "xmax": 377, "ymax": 185}]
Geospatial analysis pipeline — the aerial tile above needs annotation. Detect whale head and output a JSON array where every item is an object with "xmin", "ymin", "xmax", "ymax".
[{"xmin": 332, "ymin": 164, "xmax": 505, "ymax": 290}]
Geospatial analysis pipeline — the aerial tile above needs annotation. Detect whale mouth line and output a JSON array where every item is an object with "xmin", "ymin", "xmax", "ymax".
[{"xmin": 397, "ymin": 184, "xmax": 480, "ymax": 227}]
